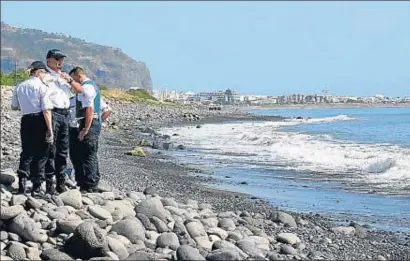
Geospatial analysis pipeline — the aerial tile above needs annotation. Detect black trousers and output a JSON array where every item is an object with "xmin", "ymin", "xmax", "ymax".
[
  {"xmin": 44, "ymin": 109, "xmax": 70, "ymax": 178},
  {"xmin": 18, "ymin": 113, "xmax": 50, "ymax": 182},
  {"xmin": 69, "ymin": 119, "xmax": 101, "ymax": 189}
]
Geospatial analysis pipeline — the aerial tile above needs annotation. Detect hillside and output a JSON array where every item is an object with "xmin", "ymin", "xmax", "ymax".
[{"xmin": 0, "ymin": 22, "xmax": 153, "ymax": 91}]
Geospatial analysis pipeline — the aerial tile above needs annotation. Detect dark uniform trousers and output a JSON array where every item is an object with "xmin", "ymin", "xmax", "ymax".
[
  {"xmin": 43, "ymin": 109, "xmax": 70, "ymax": 180},
  {"xmin": 17, "ymin": 113, "xmax": 50, "ymax": 183},
  {"xmin": 69, "ymin": 118, "xmax": 101, "ymax": 190}
]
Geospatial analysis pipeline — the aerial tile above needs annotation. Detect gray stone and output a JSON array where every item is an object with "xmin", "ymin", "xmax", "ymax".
[
  {"xmin": 236, "ymin": 240, "xmax": 264, "ymax": 257},
  {"xmin": 151, "ymin": 216, "xmax": 169, "ymax": 233},
  {"xmin": 8, "ymin": 232, "xmax": 20, "ymax": 241},
  {"xmin": 0, "ymin": 172, "xmax": 15, "ymax": 185},
  {"xmin": 161, "ymin": 197, "xmax": 178, "ymax": 208},
  {"xmin": 125, "ymin": 251, "xmax": 154, "ymax": 260},
  {"xmin": 64, "ymin": 221, "xmax": 108, "ymax": 260},
  {"xmin": 9, "ymin": 213, "xmax": 48, "ymax": 243},
  {"xmin": 82, "ymin": 197, "xmax": 95, "ymax": 206},
  {"xmin": 136, "ymin": 213, "xmax": 157, "ymax": 231},
  {"xmin": 269, "ymin": 211, "xmax": 297, "ymax": 228},
  {"xmin": 110, "ymin": 218, "xmax": 145, "ymax": 244},
  {"xmin": 135, "ymin": 197, "xmax": 167, "ymax": 222},
  {"xmin": 156, "ymin": 232, "xmax": 180, "ymax": 250},
  {"xmin": 212, "ymin": 240, "xmax": 247, "ymax": 258},
  {"xmin": 331, "ymin": 226, "xmax": 356, "ymax": 235},
  {"xmin": 276, "ymin": 233, "xmax": 301, "ymax": 245},
  {"xmin": 281, "ymin": 245, "xmax": 298, "ymax": 255},
  {"xmin": 57, "ymin": 219, "xmax": 83, "ymax": 234},
  {"xmin": 105, "ymin": 200, "xmax": 136, "ymax": 218},
  {"xmin": 11, "ymin": 195, "xmax": 27, "ymax": 206},
  {"xmin": 207, "ymin": 227, "xmax": 228, "ymax": 240},
  {"xmin": 206, "ymin": 249, "xmax": 241, "ymax": 260},
  {"xmin": 218, "ymin": 218, "xmax": 236, "ymax": 231},
  {"xmin": 40, "ymin": 249, "xmax": 74, "ymax": 261},
  {"xmin": 0, "ymin": 231, "xmax": 8, "ymax": 241},
  {"xmin": 177, "ymin": 245, "xmax": 206, "ymax": 261},
  {"xmin": 88, "ymin": 205, "xmax": 112, "ymax": 220},
  {"xmin": 59, "ymin": 189, "xmax": 83, "ymax": 209},
  {"xmin": 0, "ymin": 256, "xmax": 13, "ymax": 261},
  {"xmin": 26, "ymin": 247, "xmax": 41, "ymax": 260},
  {"xmin": 7, "ymin": 243, "xmax": 26, "ymax": 260},
  {"xmin": 0, "ymin": 205, "xmax": 25, "ymax": 220},
  {"xmin": 107, "ymin": 236, "xmax": 129, "ymax": 259},
  {"xmin": 186, "ymin": 220, "xmax": 207, "ymax": 238}
]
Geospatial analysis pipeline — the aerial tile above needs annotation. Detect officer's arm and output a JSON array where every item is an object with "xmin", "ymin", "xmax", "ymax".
[
  {"xmin": 39, "ymin": 84, "xmax": 54, "ymax": 132},
  {"xmin": 68, "ymin": 79, "xmax": 84, "ymax": 94},
  {"xmin": 11, "ymin": 88, "xmax": 20, "ymax": 110},
  {"xmin": 59, "ymin": 72, "xmax": 84, "ymax": 93}
]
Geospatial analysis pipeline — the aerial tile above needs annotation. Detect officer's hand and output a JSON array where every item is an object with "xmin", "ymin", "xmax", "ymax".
[
  {"xmin": 78, "ymin": 128, "xmax": 88, "ymax": 141},
  {"xmin": 59, "ymin": 72, "xmax": 72, "ymax": 82},
  {"xmin": 46, "ymin": 130, "xmax": 54, "ymax": 144}
]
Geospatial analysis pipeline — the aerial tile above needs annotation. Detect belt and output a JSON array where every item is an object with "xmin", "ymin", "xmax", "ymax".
[
  {"xmin": 22, "ymin": 112, "xmax": 42, "ymax": 117},
  {"xmin": 77, "ymin": 115, "xmax": 100, "ymax": 121},
  {"xmin": 53, "ymin": 108, "xmax": 70, "ymax": 115}
]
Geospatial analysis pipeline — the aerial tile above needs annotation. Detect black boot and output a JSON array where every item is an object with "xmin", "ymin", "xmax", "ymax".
[
  {"xmin": 18, "ymin": 177, "xmax": 27, "ymax": 194},
  {"xmin": 31, "ymin": 181, "xmax": 42, "ymax": 196},
  {"xmin": 46, "ymin": 177, "xmax": 55, "ymax": 195},
  {"xmin": 56, "ymin": 174, "xmax": 68, "ymax": 194}
]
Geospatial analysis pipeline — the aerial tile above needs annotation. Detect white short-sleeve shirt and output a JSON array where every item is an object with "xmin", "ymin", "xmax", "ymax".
[
  {"xmin": 11, "ymin": 76, "xmax": 54, "ymax": 115},
  {"xmin": 43, "ymin": 66, "xmax": 73, "ymax": 109},
  {"xmin": 68, "ymin": 78, "xmax": 100, "ymax": 128}
]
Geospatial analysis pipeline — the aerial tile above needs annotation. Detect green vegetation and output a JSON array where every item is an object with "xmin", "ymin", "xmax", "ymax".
[
  {"xmin": 101, "ymin": 88, "xmax": 177, "ymax": 106},
  {"xmin": 97, "ymin": 84, "xmax": 108, "ymax": 90},
  {"xmin": 0, "ymin": 70, "xmax": 29, "ymax": 86},
  {"xmin": 127, "ymin": 89, "xmax": 158, "ymax": 101}
]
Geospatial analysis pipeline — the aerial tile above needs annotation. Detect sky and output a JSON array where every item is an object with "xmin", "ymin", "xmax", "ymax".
[{"xmin": 1, "ymin": 1, "xmax": 410, "ymax": 97}]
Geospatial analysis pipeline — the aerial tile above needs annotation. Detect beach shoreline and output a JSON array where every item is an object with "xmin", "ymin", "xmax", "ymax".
[
  {"xmin": 243, "ymin": 102, "xmax": 410, "ymax": 111},
  {"xmin": 1, "ymin": 89, "xmax": 410, "ymax": 259}
]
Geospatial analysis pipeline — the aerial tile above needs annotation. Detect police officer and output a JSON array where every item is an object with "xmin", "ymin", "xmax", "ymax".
[
  {"xmin": 68, "ymin": 66, "xmax": 102, "ymax": 192},
  {"xmin": 68, "ymin": 93, "xmax": 112, "ymax": 190},
  {"xmin": 42, "ymin": 49, "xmax": 85, "ymax": 194},
  {"xmin": 11, "ymin": 61, "xmax": 54, "ymax": 195}
]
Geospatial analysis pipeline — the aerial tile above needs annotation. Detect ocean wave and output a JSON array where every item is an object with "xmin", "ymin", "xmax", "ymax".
[
  {"xmin": 285, "ymin": 114, "xmax": 356, "ymax": 124},
  {"xmin": 162, "ymin": 115, "xmax": 410, "ymax": 190}
]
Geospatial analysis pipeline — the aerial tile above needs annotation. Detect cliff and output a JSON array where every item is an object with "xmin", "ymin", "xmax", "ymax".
[{"xmin": 0, "ymin": 22, "xmax": 153, "ymax": 91}]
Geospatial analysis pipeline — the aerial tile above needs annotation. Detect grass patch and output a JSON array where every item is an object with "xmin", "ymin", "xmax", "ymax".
[{"xmin": 101, "ymin": 89, "xmax": 178, "ymax": 106}]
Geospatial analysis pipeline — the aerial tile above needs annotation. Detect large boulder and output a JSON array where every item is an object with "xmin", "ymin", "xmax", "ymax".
[
  {"xmin": 269, "ymin": 211, "xmax": 297, "ymax": 228},
  {"xmin": 156, "ymin": 232, "xmax": 180, "ymax": 250},
  {"xmin": 110, "ymin": 218, "xmax": 145, "ymax": 243},
  {"xmin": 64, "ymin": 221, "xmax": 109, "ymax": 259},
  {"xmin": 59, "ymin": 189, "xmax": 83, "ymax": 209},
  {"xmin": 8, "ymin": 213, "xmax": 48, "ymax": 243},
  {"xmin": 40, "ymin": 249, "xmax": 74, "ymax": 261},
  {"xmin": 135, "ymin": 197, "xmax": 167, "ymax": 222},
  {"xmin": 176, "ymin": 245, "xmax": 206, "ymax": 261}
]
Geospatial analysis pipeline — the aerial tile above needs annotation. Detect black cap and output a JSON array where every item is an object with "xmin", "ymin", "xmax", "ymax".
[
  {"xmin": 28, "ymin": 61, "xmax": 50, "ymax": 72},
  {"xmin": 46, "ymin": 49, "xmax": 66, "ymax": 59}
]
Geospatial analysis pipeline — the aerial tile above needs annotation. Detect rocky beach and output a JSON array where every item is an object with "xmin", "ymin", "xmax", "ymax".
[{"xmin": 1, "ymin": 86, "xmax": 410, "ymax": 261}]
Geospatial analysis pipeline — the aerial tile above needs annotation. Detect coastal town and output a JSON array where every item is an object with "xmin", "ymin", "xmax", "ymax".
[{"xmin": 152, "ymin": 88, "xmax": 410, "ymax": 106}]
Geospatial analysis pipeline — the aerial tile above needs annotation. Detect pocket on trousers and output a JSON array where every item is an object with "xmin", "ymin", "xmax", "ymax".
[{"xmin": 83, "ymin": 138, "xmax": 98, "ymax": 154}]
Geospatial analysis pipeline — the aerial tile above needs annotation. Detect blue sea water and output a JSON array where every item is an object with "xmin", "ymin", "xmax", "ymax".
[
  {"xmin": 252, "ymin": 107, "xmax": 410, "ymax": 147},
  {"xmin": 161, "ymin": 107, "xmax": 410, "ymax": 231}
]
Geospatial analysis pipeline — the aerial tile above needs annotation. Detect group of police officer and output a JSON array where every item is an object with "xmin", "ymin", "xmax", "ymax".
[{"xmin": 11, "ymin": 49, "xmax": 112, "ymax": 196}]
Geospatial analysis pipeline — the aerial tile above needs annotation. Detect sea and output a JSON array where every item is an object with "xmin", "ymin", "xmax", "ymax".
[{"xmin": 161, "ymin": 107, "xmax": 410, "ymax": 232}]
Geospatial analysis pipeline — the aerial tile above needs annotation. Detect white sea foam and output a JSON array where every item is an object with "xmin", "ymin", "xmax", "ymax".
[{"xmin": 162, "ymin": 115, "xmax": 410, "ymax": 190}]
